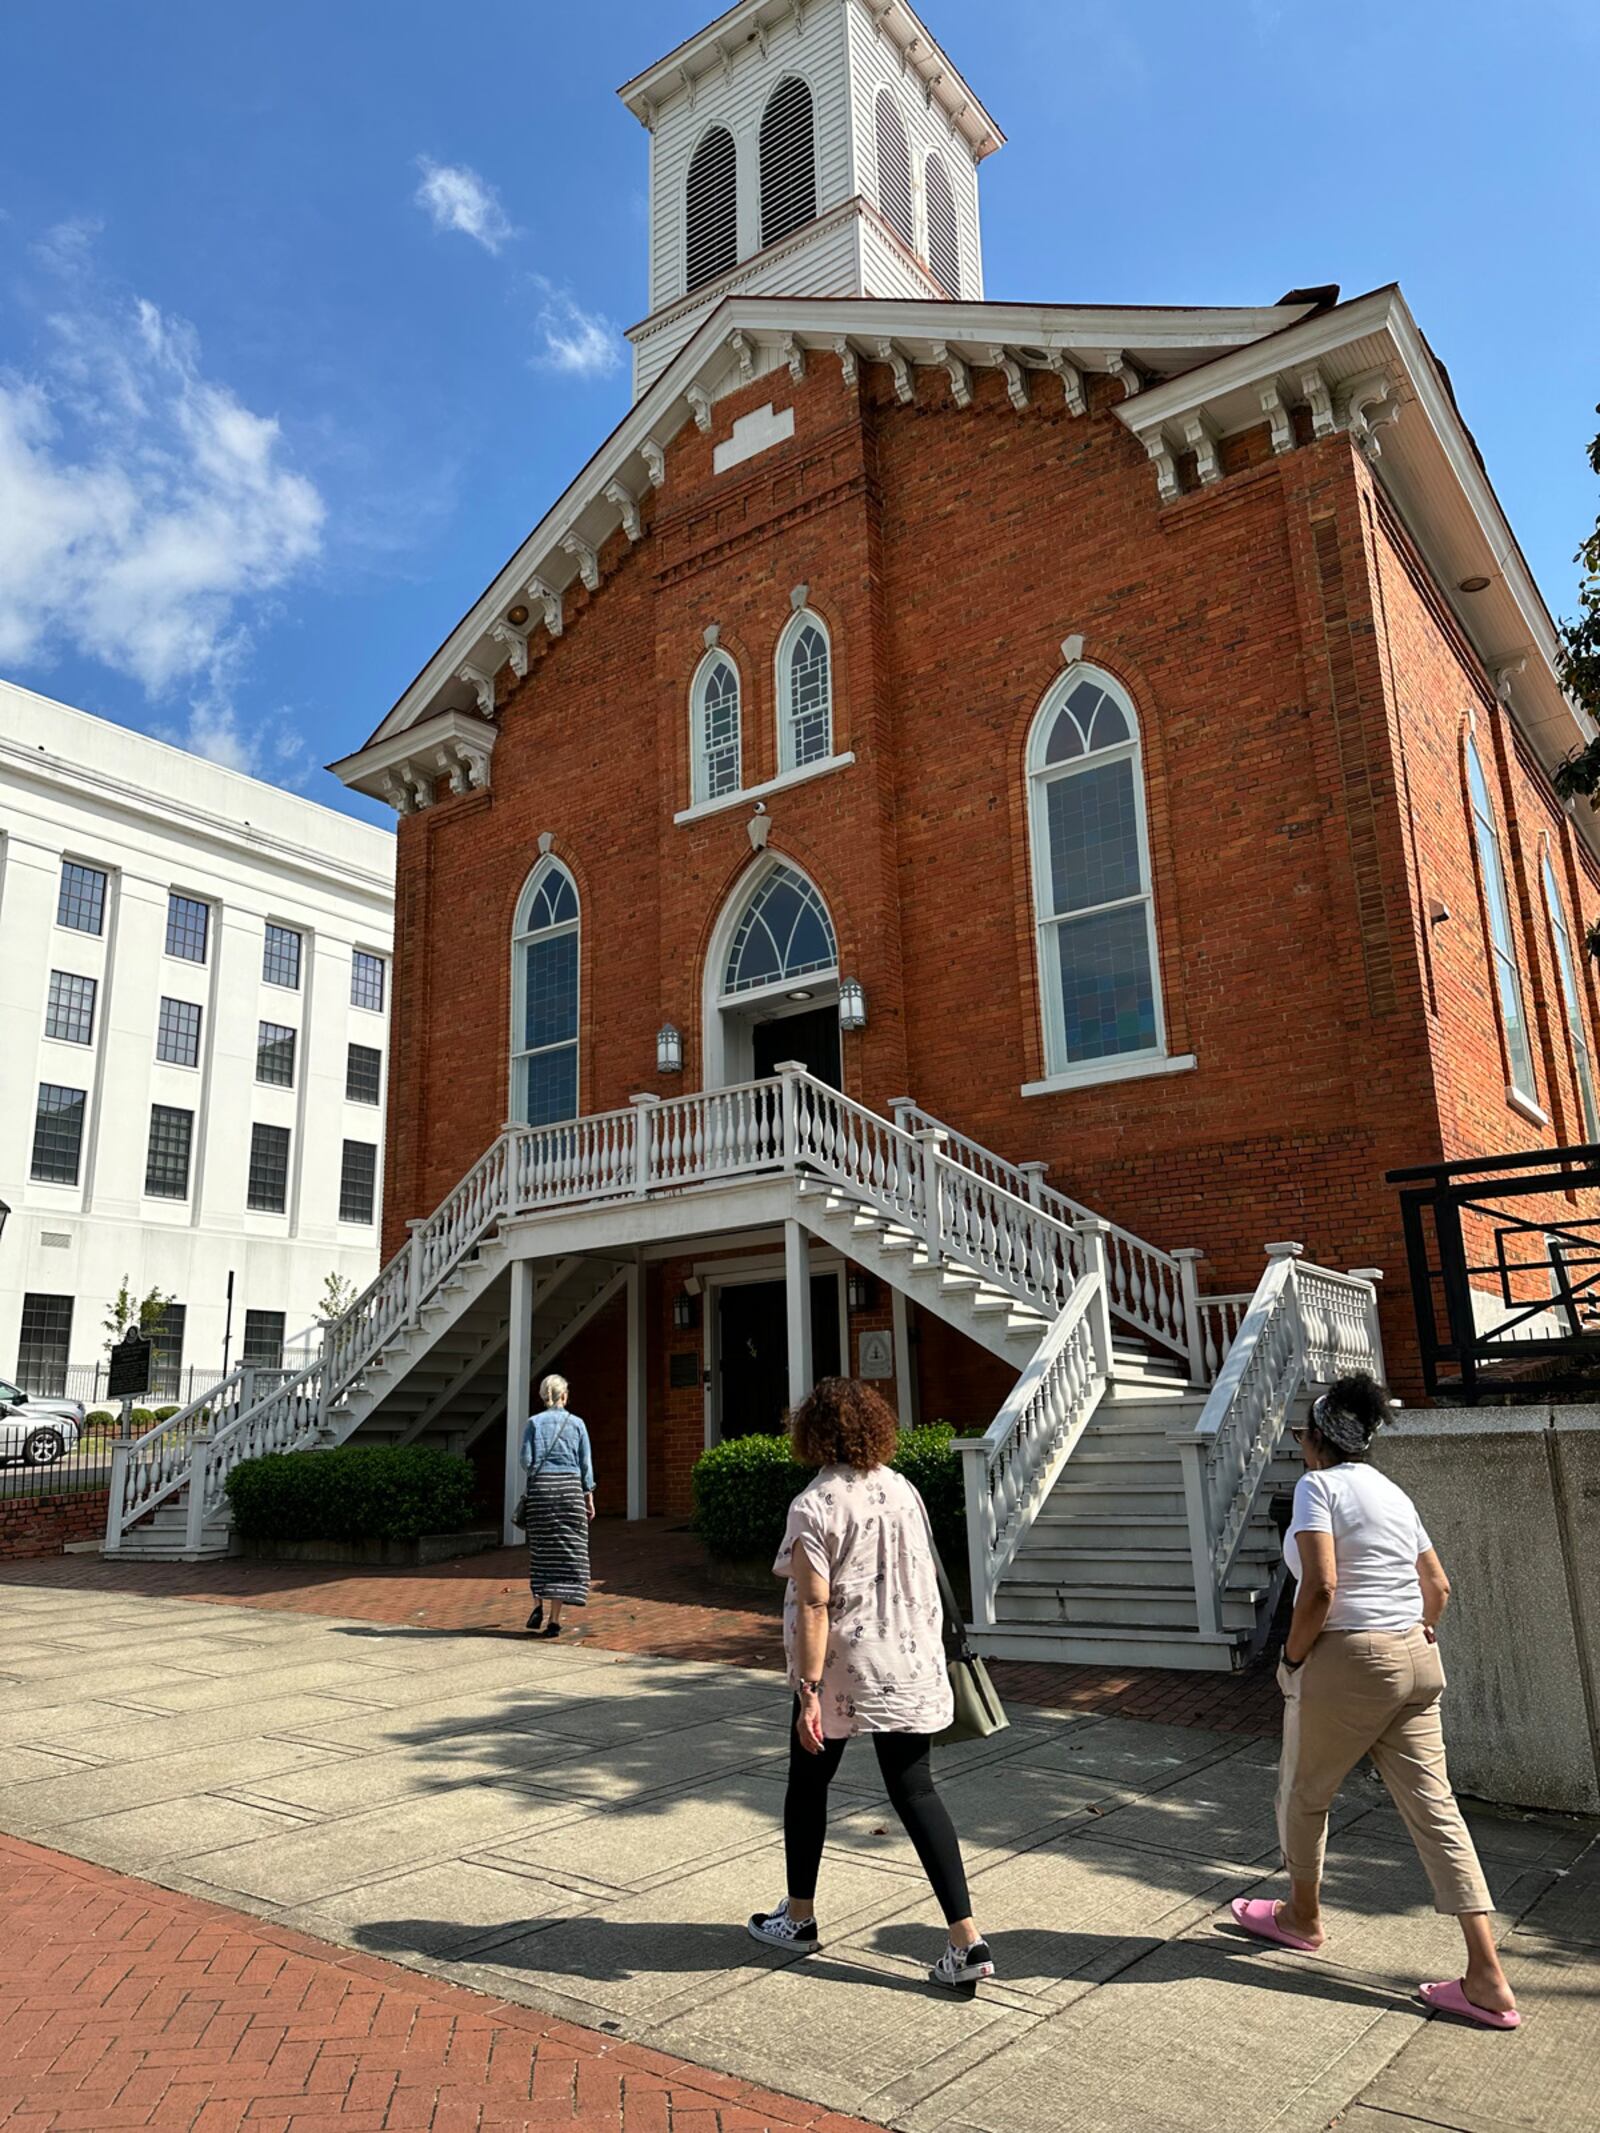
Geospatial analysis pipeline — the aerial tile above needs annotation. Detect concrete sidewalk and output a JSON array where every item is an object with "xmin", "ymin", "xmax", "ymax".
[{"xmin": 1, "ymin": 1578, "xmax": 1595, "ymax": 2133}]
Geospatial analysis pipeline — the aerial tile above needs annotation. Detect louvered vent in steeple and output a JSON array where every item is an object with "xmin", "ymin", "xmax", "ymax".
[
  {"xmin": 759, "ymin": 75, "xmax": 817, "ymax": 249},
  {"xmin": 874, "ymin": 88, "xmax": 913, "ymax": 251},
  {"xmin": 685, "ymin": 125, "xmax": 738, "ymax": 291},
  {"xmin": 925, "ymin": 151, "xmax": 960, "ymax": 298}
]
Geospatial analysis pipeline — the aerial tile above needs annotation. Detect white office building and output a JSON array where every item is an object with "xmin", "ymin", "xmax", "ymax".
[{"xmin": 0, "ymin": 680, "xmax": 396, "ymax": 1404}]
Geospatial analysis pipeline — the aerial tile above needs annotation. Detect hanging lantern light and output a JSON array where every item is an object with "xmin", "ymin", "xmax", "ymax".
[
  {"xmin": 838, "ymin": 978, "xmax": 867, "ymax": 1032},
  {"xmin": 656, "ymin": 1022, "xmax": 683, "ymax": 1074}
]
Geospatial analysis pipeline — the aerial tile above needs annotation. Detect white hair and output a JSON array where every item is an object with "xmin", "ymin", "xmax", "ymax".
[{"xmin": 540, "ymin": 1373, "xmax": 569, "ymax": 1408}]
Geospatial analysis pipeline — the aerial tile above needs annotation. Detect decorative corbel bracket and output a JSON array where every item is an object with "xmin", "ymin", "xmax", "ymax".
[
  {"xmin": 728, "ymin": 329, "xmax": 756, "ymax": 385},
  {"xmin": 640, "ymin": 439, "xmax": 666, "ymax": 489},
  {"xmin": 527, "ymin": 574, "xmax": 564, "ymax": 639},
  {"xmin": 457, "ymin": 663, "xmax": 496, "ymax": 719},
  {"xmin": 1035, "ymin": 351, "xmax": 1086, "ymax": 416},
  {"xmin": 1299, "ymin": 364, "xmax": 1336, "ymax": 440},
  {"xmin": 488, "ymin": 620, "xmax": 530, "ymax": 680},
  {"xmin": 833, "ymin": 336, "xmax": 859, "ymax": 389},
  {"xmin": 783, "ymin": 333, "xmax": 807, "ymax": 383},
  {"xmin": 559, "ymin": 529, "xmax": 600, "ymax": 591},
  {"xmin": 985, "ymin": 345, "xmax": 1028, "ymax": 412},
  {"xmin": 1493, "ymin": 656, "xmax": 1527, "ymax": 705},
  {"xmin": 1259, "ymin": 379, "xmax": 1296, "ymax": 456},
  {"xmin": 929, "ymin": 340, "xmax": 971, "ymax": 409},
  {"xmin": 604, "ymin": 479, "xmax": 642, "ymax": 543},
  {"xmin": 1343, "ymin": 373, "xmax": 1403, "ymax": 462},
  {"xmin": 1143, "ymin": 432, "xmax": 1180, "ymax": 504},
  {"xmin": 686, "ymin": 384, "xmax": 714, "ymax": 433},
  {"xmin": 1106, "ymin": 350, "xmax": 1143, "ymax": 400},
  {"xmin": 1181, "ymin": 411, "xmax": 1222, "ymax": 487},
  {"xmin": 380, "ymin": 770, "xmax": 422, "ymax": 817},
  {"xmin": 876, "ymin": 338, "xmax": 915, "ymax": 405}
]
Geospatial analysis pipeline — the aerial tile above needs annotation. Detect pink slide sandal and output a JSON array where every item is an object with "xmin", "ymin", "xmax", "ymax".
[
  {"xmin": 1229, "ymin": 1898, "xmax": 1322, "ymax": 1953},
  {"xmin": 1420, "ymin": 1979, "xmax": 1522, "ymax": 2030}
]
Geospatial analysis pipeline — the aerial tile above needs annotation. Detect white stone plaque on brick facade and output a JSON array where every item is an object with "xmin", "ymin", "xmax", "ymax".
[{"xmin": 858, "ymin": 1328, "xmax": 894, "ymax": 1380}]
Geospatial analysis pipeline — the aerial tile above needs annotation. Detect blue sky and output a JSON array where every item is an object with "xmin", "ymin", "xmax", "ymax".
[{"xmin": 1, "ymin": 0, "xmax": 1594, "ymax": 827}]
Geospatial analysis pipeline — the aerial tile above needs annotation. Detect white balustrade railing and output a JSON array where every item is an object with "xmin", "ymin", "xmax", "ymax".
[
  {"xmin": 104, "ymin": 1363, "xmax": 292, "ymax": 1549},
  {"xmin": 1179, "ymin": 1246, "xmax": 1384, "ymax": 1638}
]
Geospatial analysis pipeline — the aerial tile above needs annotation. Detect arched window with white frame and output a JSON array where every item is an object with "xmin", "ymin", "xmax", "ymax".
[
  {"xmin": 1027, "ymin": 666, "xmax": 1163, "ymax": 1075},
  {"xmin": 776, "ymin": 610, "xmax": 832, "ymax": 772},
  {"xmin": 691, "ymin": 650, "xmax": 742, "ymax": 804},
  {"xmin": 1542, "ymin": 849, "xmax": 1599, "ymax": 1139},
  {"xmin": 511, "ymin": 859, "xmax": 579, "ymax": 1127},
  {"xmin": 760, "ymin": 75, "xmax": 816, "ymax": 249},
  {"xmin": 874, "ymin": 90, "xmax": 914, "ymax": 251},
  {"xmin": 685, "ymin": 125, "xmax": 737, "ymax": 293},
  {"xmin": 1466, "ymin": 733, "xmax": 1538, "ymax": 1107},
  {"xmin": 924, "ymin": 151, "xmax": 960, "ymax": 297}
]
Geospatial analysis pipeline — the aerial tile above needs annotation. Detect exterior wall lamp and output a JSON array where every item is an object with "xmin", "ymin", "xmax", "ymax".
[
  {"xmin": 657, "ymin": 1023, "xmax": 683, "ymax": 1074},
  {"xmin": 673, "ymin": 1289, "xmax": 699, "ymax": 1330},
  {"xmin": 847, "ymin": 1270, "xmax": 876, "ymax": 1312},
  {"xmin": 838, "ymin": 978, "xmax": 867, "ymax": 1032}
]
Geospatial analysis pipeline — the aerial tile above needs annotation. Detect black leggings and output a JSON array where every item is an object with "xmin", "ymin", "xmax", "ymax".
[{"xmin": 783, "ymin": 1702, "xmax": 971, "ymax": 1924}]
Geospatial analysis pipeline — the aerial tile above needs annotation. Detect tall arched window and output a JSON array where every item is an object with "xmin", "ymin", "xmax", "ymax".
[
  {"xmin": 924, "ymin": 151, "xmax": 960, "ymax": 297},
  {"xmin": 724, "ymin": 863, "xmax": 837, "ymax": 996},
  {"xmin": 685, "ymin": 125, "xmax": 737, "ymax": 292},
  {"xmin": 776, "ymin": 610, "xmax": 832, "ymax": 772},
  {"xmin": 874, "ymin": 90, "xmax": 913, "ymax": 250},
  {"xmin": 692, "ymin": 651, "xmax": 742, "ymax": 804},
  {"xmin": 760, "ymin": 75, "xmax": 816, "ymax": 249},
  {"xmin": 511, "ymin": 860, "xmax": 579, "ymax": 1127},
  {"xmin": 1542, "ymin": 851, "xmax": 1598, "ymax": 1138},
  {"xmin": 1466, "ymin": 735, "xmax": 1538, "ymax": 1105},
  {"xmin": 1028, "ymin": 667, "xmax": 1162, "ymax": 1074}
]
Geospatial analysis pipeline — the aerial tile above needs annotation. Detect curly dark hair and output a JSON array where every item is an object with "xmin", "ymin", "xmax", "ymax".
[
  {"xmin": 789, "ymin": 1376, "xmax": 899, "ymax": 1472},
  {"xmin": 1309, "ymin": 1370, "xmax": 1389, "ymax": 1463}
]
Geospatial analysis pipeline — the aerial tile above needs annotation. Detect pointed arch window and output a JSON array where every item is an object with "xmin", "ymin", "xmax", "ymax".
[
  {"xmin": 511, "ymin": 859, "xmax": 579, "ymax": 1127},
  {"xmin": 692, "ymin": 652, "xmax": 742, "ymax": 804},
  {"xmin": 924, "ymin": 152, "xmax": 960, "ymax": 298},
  {"xmin": 1542, "ymin": 851, "xmax": 1598, "ymax": 1139},
  {"xmin": 760, "ymin": 75, "xmax": 816, "ymax": 249},
  {"xmin": 1028, "ymin": 668, "xmax": 1163, "ymax": 1073},
  {"xmin": 777, "ymin": 610, "xmax": 832, "ymax": 771},
  {"xmin": 874, "ymin": 90, "xmax": 914, "ymax": 251},
  {"xmin": 685, "ymin": 125, "xmax": 737, "ymax": 293},
  {"xmin": 724, "ymin": 863, "xmax": 837, "ymax": 997},
  {"xmin": 1466, "ymin": 735, "xmax": 1538, "ymax": 1106}
]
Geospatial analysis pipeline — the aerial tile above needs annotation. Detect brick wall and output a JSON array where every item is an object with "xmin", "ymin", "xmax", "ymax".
[{"xmin": 0, "ymin": 1490, "xmax": 108, "ymax": 1561}]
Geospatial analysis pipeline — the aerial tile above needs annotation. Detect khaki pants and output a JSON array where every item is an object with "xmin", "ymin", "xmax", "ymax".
[{"xmin": 1276, "ymin": 1624, "xmax": 1493, "ymax": 1916}]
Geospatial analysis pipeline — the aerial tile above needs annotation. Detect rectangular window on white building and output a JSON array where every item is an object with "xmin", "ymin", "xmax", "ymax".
[
  {"xmin": 339, "ymin": 1139, "xmax": 377, "ymax": 1224},
  {"xmin": 350, "ymin": 950, "xmax": 386, "ymax": 1013},
  {"xmin": 56, "ymin": 862, "xmax": 107, "ymax": 936},
  {"xmin": 45, "ymin": 970, "xmax": 97, "ymax": 1045},
  {"xmin": 346, "ymin": 1043, "xmax": 382, "ymax": 1105},
  {"xmin": 144, "ymin": 1105, "xmax": 194, "ymax": 1199},
  {"xmin": 30, "ymin": 1084, "xmax": 86, "ymax": 1184},
  {"xmin": 247, "ymin": 1123, "xmax": 290, "ymax": 1212},
  {"xmin": 156, "ymin": 997, "xmax": 203, "ymax": 1068},
  {"xmin": 165, "ymin": 892, "xmax": 210, "ymax": 964},
  {"xmin": 149, "ymin": 1303, "xmax": 187, "ymax": 1399},
  {"xmin": 256, "ymin": 1022, "xmax": 297, "ymax": 1087},
  {"xmin": 18, "ymin": 1294, "xmax": 73, "ymax": 1396},
  {"xmin": 242, "ymin": 1310, "xmax": 285, "ymax": 1369},
  {"xmin": 262, "ymin": 924, "xmax": 302, "ymax": 990}
]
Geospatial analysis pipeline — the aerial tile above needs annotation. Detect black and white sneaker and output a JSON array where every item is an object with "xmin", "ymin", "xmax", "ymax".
[
  {"xmin": 929, "ymin": 1939, "xmax": 996, "ymax": 1989},
  {"xmin": 747, "ymin": 1898, "xmax": 820, "ymax": 1953}
]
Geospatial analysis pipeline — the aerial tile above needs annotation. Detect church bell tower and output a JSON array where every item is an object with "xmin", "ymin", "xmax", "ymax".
[{"xmin": 618, "ymin": 0, "xmax": 1003, "ymax": 397}]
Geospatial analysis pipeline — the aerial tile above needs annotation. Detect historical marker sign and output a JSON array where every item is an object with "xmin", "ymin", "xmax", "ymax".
[{"xmin": 107, "ymin": 1331, "xmax": 152, "ymax": 1400}]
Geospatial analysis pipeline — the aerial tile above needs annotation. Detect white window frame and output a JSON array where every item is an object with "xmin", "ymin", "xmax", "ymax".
[
  {"xmin": 1025, "ymin": 663, "xmax": 1168, "ymax": 1087},
  {"xmin": 701, "ymin": 853, "xmax": 839, "ymax": 1087},
  {"xmin": 510, "ymin": 856, "xmax": 580, "ymax": 1128},
  {"xmin": 1466, "ymin": 732, "xmax": 1540, "ymax": 1112},
  {"xmin": 1541, "ymin": 847, "xmax": 1600, "ymax": 1142},
  {"xmin": 690, "ymin": 648, "xmax": 742, "ymax": 806},
  {"xmin": 775, "ymin": 608, "xmax": 833, "ymax": 774}
]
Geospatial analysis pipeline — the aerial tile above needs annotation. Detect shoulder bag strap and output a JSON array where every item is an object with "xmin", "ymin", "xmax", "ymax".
[{"xmin": 528, "ymin": 1414, "xmax": 574, "ymax": 1483}]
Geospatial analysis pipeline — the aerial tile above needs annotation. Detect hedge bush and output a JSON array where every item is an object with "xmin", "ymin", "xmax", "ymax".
[
  {"xmin": 85, "ymin": 1410, "xmax": 117, "ymax": 1430},
  {"xmin": 224, "ymin": 1445, "xmax": 476, "ymax": 1544},
  {"xmin": 691, "ymin": 1424, "xmax": 968, "ymax": 1563},
  {"xmin": 154, "ymin": 1405, "xmax": 181, "ymax": 1422}
]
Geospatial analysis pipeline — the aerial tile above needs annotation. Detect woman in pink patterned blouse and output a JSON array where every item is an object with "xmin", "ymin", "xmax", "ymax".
[{"xmin": 746, "ymin": 1378, "xmax": 995, "ymax": 1991}]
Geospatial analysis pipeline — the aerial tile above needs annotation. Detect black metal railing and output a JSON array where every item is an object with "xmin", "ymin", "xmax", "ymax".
[{"xmin": 1388, "ymin": 1144, "xmax": 1600, "ymax": 1401}]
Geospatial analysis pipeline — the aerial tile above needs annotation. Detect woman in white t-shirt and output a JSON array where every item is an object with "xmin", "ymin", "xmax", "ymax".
[{"xmin": 1229, "ymin": 1372, "xmax": 1520, "ymax": 2029}]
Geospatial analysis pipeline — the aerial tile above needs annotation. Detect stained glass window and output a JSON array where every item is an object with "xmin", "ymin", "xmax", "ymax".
[
  {"xmin": 1543, "ymin": 854, "xmax": 1600, "ymax": 1141},
  {"xmin": 1467, "ymin": 738, "xmax": 1537, "ymax": 1104},
  {"xmin": 781, "ymin": 615, "xmax": 832, "ymax": 771},
  {"xmin": 512, "ymin": 860, "xmax": 579, "ymax": 1127},
  {"xmin": 693, "ymin": 654, "xmax": 741, "ymax": 804},
  {"xmin": 724, "ymin": 864, "xmax": 837, "ymax": 996}
]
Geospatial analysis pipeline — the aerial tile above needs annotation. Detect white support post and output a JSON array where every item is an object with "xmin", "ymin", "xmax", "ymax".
[
  {"xmin": 1173, "ymin": 1247, "xmax": 1207, "ymax": 1384},
  {"xmin": 504, "ymin": 1257, "xmax": 534, "ymax": 1546},
  {"xmin": 914, "ymin": 1127, "xmax": 947, "ymax": 1262},
  {"xmin": 890, "ymin": 1285, "xmax": 917, "ymax": 1431},
  {"xmin": 406, "ymin": 1217, "xmax": 426, "ymax": 1320},
  {"xmin": 1073, "ymin": 1217, "xmax": 1115, "ymax": 1379},
  {"xmin": 1018, "ymin": 1160, "xmax": 1049, "ymax": 1207},
  {"xmin": 1349, "ymin": 1267, "xmax": 1386, "ymax": 1384},
  {"xmin": 626, "ymin": 1255, "xmax": 648, "ymax": 1520},
  {"xmin": 777, "ymin": 1060, "xmax": 804, "ymax": 1171},
  {"xmin": 1179, "ymin": 1438, "xmax": 1222, "ymax": 1639},
  {"xmin": 785, "ymin": 1218, "xmax": 814, "ymax": 1415},
  {"xmin": 958, "ymin": 1442, "xmax": 995, "ymax": 1632},
  {"xmin": 105, "ymin": 1441, "xmax": 130, "ymax": 1551},
  {"xmin": 888, "ymin": 1096, "xmax": 917, "ymax": 1134},
  {"xmin": 629, "ymin": 1093, "xmax": 660, "ymax": 1198},
  {"xmin": 184, "ymin": 1440, "xmax": 210, "ymax": 1555}
]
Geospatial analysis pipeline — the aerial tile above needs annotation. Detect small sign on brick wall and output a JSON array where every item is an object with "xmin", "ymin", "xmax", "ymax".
[
  {"xmin": 858, "ymin": 1328, "xmax": 894, "ymax": 1380},
  {"xmin": 669, "ymin": 1351, "xmax": 701, "ymax": 1390}
]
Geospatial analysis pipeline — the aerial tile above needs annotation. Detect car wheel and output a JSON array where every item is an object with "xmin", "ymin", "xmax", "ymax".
[{"xmin": 23, "ymin": 1428, "xmax": 65, "ymax": 1466}]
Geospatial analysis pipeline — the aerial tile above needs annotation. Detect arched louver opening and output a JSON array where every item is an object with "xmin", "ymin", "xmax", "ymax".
[
  {"xmin": 685, "ymin": 125, "xmax": 737, "ymax": 293},
  {"xmin": 760, "ymin": 75, "xmax": 816, "ymax": 249},
  {"xmin": 924, "ymin": 152, "xmax": 960, "ymax": 298},
  {"xmin": 874, "ymin": 90, "xmax": 913, "ymax": 251}
]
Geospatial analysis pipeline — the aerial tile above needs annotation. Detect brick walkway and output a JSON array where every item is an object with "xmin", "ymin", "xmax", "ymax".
[
  {"xmin": 0, "ymin": 1835, "xmax": 877, "ymax": 2133},
  {"xmin": 1, "ymin": 1519, "xmax": 1279, "ymax": 1736}
]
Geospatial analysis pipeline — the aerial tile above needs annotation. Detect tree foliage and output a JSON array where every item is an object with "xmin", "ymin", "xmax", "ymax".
[
  {"xmin": 103, "ymin": 1275, "xmax": 171, "ymax": 1354},
  {"xmin": 1549, "ymin": 409, "xmax": 1600, "ymax": 835}
]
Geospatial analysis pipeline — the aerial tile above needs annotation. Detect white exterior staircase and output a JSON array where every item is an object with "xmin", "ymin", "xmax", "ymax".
[{"xmin": 104, "ymin": 1070, "xmax": 1383, "ymax": 1674}]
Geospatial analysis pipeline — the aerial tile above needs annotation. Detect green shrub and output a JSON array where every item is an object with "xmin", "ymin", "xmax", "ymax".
[
  {"xmin": 225, "ymin": 1445, "xmax": 476, "ymax": 1544},
  {"xmin": 691, "ymin": 1423, "xmax": 969, "ymax": 1562},
  {"xmin": 153, "ymin": 1405, "xmax": 181, "ymax": 1422},
  {"xmin": 130, "ymin": 1408, "xmax": 155, "ymax": 1430},
  {"xmin": 85, "ymin": 1410, "xmax": 117, "ymax": 1430}
]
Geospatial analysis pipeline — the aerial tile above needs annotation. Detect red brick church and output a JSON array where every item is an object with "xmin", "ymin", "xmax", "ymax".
[{"xmin": 314, "ymin": 0, "xmax": 1592, "ymax": 1667}]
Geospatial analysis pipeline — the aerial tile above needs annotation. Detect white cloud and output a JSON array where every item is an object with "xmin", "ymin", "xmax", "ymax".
[
  {"xmin": 413, "ymin": 157, "xmax": 513, "ymax": 252},
  {"xmin": 531, "ymin": 281, "xmax": 624, "ymax": 379},
  {"xmin": 0, "ymin": 248, "xmax": 325, "ymax": 776}
]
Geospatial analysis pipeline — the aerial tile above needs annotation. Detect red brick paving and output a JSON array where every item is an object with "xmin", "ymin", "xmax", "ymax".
[
  {"xmin": 0, "ymin": 1835, "xmax": 878, "ymax": 2133},
  {"xmin": 0, "ymin": 1518, "xmax": 1278, "ymax": 1737}
]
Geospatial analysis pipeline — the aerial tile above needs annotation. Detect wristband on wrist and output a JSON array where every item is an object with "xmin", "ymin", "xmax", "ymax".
[{"xmin": 798, "ymin": 1677, "xmax": 823, "ymax": 1696}]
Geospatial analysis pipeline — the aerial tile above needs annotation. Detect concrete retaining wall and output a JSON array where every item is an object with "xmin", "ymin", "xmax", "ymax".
[{"xmin": 1376, "ymin": 1407, "xmax": 1600, "ymax": 1813}]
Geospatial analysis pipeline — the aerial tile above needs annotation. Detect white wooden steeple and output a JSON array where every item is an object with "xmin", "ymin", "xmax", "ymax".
[{"xmin": 618, "ymin": 0, "xmax": 1003, "ymax": 397}]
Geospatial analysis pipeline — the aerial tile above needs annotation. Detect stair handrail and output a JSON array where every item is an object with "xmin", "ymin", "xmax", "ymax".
[
  {"xmin": 1179, "ymin": 1245, "xmax": 1384, "ymax": 1636},
  {"xmin": 890, "ymin": 1097, "xmax": 1194, "ymax": 1360},
  {"xmin": 190, "ymin": 1354, "xmax": 327, "ymax": 1542},
  {"xmin": 104, "ymin": 1360, "xmax": 284, "ymax": 1547}
]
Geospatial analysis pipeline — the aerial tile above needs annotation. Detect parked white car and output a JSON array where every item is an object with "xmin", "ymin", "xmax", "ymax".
[{"xmin": 0, "ymin": 1381, "xmax": 84, "ymax": 1465}]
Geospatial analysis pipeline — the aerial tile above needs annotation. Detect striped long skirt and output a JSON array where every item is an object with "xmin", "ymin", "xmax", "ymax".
[{"xmin": 527, "ymin": 1471, "xmax": 590, "ymax": 1605}]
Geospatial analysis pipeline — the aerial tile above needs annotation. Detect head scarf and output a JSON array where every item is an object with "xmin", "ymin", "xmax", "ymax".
[{"xmin": 1310, "ymin": 1390, "xmax": 1376, "ymax": 1457}]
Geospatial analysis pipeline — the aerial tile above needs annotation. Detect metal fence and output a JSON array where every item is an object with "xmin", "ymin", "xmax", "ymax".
[
  {"xmin": 42, "ymin": 1346, "xmax": 320, "ymax": 1413},
  {"xmin": 0, "ymin": 1404, "xmax": 118, "ymax": 1508}
]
